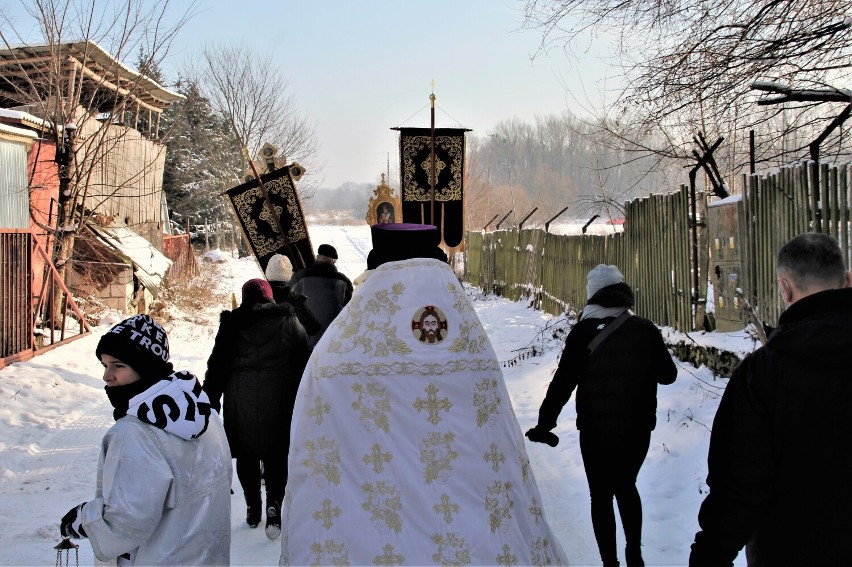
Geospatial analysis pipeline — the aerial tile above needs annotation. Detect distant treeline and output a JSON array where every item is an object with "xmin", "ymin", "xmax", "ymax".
[
  {"xmin": 462, "ymin": 113, "xmax": 682, "ymax": 229},
  {"xmin": 307, "ymin": 112, "xmax": 685, "ymax": 228}
]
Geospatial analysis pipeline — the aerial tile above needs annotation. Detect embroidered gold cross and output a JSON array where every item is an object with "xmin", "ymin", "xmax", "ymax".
[
  {"xmin": 496, "ymin": 544, "xmax": 519, "ymax": 567},
  {"xmin": 312, "ymin": 498, "xmax": 341, "ymax": 530},
  {"xmin": 308, "ymin": 395, "xmax": 331, "ymax": 426},
  {"xmin": 433, "ymin": 493, "xmax": 460, "ymax": 524},
  {"xmin": 362, "ymin": 443, "xmax": 393, "ymax": 474},
  {"xmin": 483, "ymin": 442, "xmax": 506, "ymax": 473},
  {"xmin": 374, "ymin": 543, "xmax": 405, "ymax": 567},
  {"xmin": 413, "ymin": 383, "xmax": 452, "ymax": 426}
]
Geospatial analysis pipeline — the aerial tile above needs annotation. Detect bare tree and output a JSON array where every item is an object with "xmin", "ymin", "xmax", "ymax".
[
  {"xmin": 0, "ymin": 0, "xmax": 196, "ymax": 310},
  {"xmin": 472, "ymin": 111, "xmax": 679, "ymax": 223},
  {"xmin": 522, "ymin": 0, "xmax": 852, "ymax": 174},
  {"xmin": 190, "ymin": 43, "xmax": 320, "ymax": 196}
]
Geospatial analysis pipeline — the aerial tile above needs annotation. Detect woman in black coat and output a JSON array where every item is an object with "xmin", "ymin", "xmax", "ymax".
[
  {"xmin": 203, "ymin": 278, "xmax": 309, "ymax": 539},
  {"xmin": 526, "ymin": 264, "xmax": 677, "ymax": 567}
]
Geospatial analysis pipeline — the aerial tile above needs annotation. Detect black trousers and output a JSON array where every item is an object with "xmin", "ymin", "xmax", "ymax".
[
  {"xmin": 580, "ymin": 427, "xmax": 651, "ymax": 565},
  {"xmin": 235, "ymin": 456, "xmax": 287, "ymax": 508}
]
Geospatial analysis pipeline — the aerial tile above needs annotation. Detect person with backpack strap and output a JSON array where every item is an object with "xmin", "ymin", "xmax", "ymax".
[{"xmin": 526, "ymin": 264, "xmax": 677, "ymax": 567}]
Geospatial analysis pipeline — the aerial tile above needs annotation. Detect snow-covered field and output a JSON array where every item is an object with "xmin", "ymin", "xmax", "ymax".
[{"xmin": 0, "ymin": 225, "xmax": 755, "ymax": 566}]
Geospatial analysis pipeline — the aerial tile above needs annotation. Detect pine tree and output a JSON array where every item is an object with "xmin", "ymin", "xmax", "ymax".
[{"xmin": 160, "ymin": 79, "xmax": 242, "ymax": 238}]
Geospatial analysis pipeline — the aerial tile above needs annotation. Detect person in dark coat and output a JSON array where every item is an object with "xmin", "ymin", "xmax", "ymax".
[
  {"xmin": 203, "ymin": 278, "xmax": 310, "ymax": 540},
  {"xmin": 290, "ymin": 244, "xmax": 353, "ymax": 349},
  {"xmin": 689, "ymin": 232, "xmax": 852, "ymax": 567},
  {"xmin": 264, "ymin": 253, "xmax": 321, "ymax": 336},
  {"xmin": 526, "ymin": 264, "xmax": 677, "ymax": 567}
]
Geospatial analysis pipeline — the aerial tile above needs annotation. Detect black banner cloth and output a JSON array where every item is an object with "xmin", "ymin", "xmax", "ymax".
[
  {"xmin": 225, "ymin": 166, "xmax": 314, "ymax": 272},
  {"xmin": 396, "ymin": 127, "xmax": 468, "ymax": 247}
]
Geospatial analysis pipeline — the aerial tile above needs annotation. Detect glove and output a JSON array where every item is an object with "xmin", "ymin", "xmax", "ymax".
[
  {"xmin": 525, "ymin": 426, "xmax": 560, "ymax": 447},
  {"xmin": 60, "ymin": 503, "xmax": 87, "ymax": 539}
]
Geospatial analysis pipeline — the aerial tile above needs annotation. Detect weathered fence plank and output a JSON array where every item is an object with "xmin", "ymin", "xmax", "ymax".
[{"xmin": 465, "ymin": 161, "xmax": 850, "ymax": 332}]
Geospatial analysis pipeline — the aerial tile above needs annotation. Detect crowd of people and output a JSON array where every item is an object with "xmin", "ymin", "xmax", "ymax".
[{"xmin": 57, "ymin": 229, "xmax": 852, "ymax": 566}]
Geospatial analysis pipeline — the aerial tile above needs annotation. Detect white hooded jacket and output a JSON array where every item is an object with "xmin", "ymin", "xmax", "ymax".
[{"xmin": 79, "ymin": 371, "xmax": 232, "ymax": 565}]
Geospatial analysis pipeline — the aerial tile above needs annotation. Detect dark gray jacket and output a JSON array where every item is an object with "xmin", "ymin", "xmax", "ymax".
[
  {"xmin": 536, "ymin": 283, "xmax": 677, "ymax": 434},
  {"xmin": 290, "ymin": 261, "xmax": 353, "ymax": 348}
]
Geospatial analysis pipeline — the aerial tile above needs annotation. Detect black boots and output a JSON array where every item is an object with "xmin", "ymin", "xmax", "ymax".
[
  {"xmin": 265, "ymin": 500, "xmax": 281, "ymax": 539},
  {"xmin": 246, "ymin": 491, "xmax": 282, "ymax": 538},
  {"xmin": 625, "ymin": 544, "xmax": 645, "ymax": 567},
  {"xmin": 245, "ymin": 493, "xmax": 262, "ymax": 528},
  {"xmin": 600, "ymin": 545, "xmax": 643, "ymax": 566}
]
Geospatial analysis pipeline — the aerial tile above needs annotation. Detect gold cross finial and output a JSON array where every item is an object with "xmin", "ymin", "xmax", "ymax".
[{"xmin": 430, "ymin": 79, "xmax": 436, "ymax": 106}]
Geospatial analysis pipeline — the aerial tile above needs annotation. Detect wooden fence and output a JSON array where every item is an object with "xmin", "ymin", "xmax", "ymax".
[
  {"xmin": 741, "ymin": 162, "xmax": 850, "ymax": 327},
  {"xmin": 163, "ymin": 234, "xmax": 199, "ymax": 282},
  {"xmin": 465, "ymin": 161, "xmax": 850, "ymax": 333}
]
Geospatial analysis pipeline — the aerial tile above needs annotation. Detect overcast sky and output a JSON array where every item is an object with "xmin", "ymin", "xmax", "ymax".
[{"xmin": 171, "ymin": 0, "xmax": 618, "ymax": 188}]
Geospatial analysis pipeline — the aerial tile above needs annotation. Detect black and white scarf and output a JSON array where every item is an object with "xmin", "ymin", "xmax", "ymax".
[{"xmin": 106, "ymin": 371, "xmax": 212, "ymax": 440}]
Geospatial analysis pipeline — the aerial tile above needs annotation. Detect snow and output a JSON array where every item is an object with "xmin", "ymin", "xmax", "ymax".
[
  {"xmin": 0, "ymin": 225, "xmax": 755, "ymax": 566},
  {"xmin": 708, "ymin": 194, "xmax": 742, "ymax": 208},
  {"xmin": 750, "ymin": 80, "xmax": 788, "ymax": 92},
  {"xmin": 0, "ymin": 122, "xmax": 38, "ymax": 139}
]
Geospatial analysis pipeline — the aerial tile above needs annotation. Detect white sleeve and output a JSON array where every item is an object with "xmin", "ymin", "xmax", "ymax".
[{"xmin": 81, "ymin": 420, "xmax": 173, "ymax": 562}]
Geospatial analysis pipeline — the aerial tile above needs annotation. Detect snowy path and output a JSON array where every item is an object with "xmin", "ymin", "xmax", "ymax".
[{"xmin": 0, "ymin": 225, "xmax": 741, "ymax": 566}]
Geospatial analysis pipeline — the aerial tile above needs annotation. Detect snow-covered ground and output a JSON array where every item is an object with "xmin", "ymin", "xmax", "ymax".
[{"xmin": 0, "ymin": 225, "xmax": 755, "ymax": 566}]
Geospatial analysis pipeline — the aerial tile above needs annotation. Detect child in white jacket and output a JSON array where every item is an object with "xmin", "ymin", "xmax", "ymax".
[{"xmin": 59, "ymin": 314, "xmax": 232, "ymax": 565}]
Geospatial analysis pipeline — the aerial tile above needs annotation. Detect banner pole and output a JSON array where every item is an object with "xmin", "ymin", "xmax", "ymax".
[{"xmin": 429, "ymin": 86, "xmax": 436, "ymax": 227}]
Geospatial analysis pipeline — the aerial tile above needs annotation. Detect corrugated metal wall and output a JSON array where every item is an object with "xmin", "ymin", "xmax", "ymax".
[
  {"xmin": 0, "ymin": 230, "xmax": 32, "ymax": 362},
  {"xmin": 0, "ymin": 139, "xmax": 30, "ymax": 229},
  {"xmin": 76, "ymin": 120, "xmax": 167, "ymax": 247}
]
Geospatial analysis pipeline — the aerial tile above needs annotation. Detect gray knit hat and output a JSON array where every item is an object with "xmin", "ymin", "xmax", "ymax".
[
  {"xmin": 586, "ymin": 264, "xmax": 624, "ymax": 300},
  {"xmin": 265, "ymin": 253, "xmax": 293, "ymax": 282}
]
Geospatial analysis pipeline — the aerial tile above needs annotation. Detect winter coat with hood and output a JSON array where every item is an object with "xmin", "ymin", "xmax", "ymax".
[
  {"xmin": 203, "ymin": 300, "xmax": 310, "ymax": 459},
  {"xmin": 80, "ymin": 371, "xmax": 232, "ymax": 566},
  {"xmin": 690, "ymin": 287, "xmax": 852, "ymax": 567},
  {"xmin": 536, "ymin": 282, "xmax": 677, "ymax": 434}
]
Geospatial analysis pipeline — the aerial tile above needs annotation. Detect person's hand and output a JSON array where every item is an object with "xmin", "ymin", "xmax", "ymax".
[
  {"xmin": 60, "ymin": 503, "xmax": 87, "ymax": 538},
  {"xmin": 525, "ymin": 426, "xmax": 559, "ymax": 447}
]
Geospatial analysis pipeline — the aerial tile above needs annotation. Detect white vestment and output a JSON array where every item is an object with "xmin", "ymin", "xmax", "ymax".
[{"xmin": 280, "ymin": 258, "xmax": 568, "ymax": 566}]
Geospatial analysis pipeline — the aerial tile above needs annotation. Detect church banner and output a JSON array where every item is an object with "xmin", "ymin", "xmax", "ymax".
[
  {"xmin": 225, "ymin": 166, "xmax": 314, "ymax": 272},
  {"xmin": 396, "ymin": 127, "xmax": 468, "ymax": 247}
]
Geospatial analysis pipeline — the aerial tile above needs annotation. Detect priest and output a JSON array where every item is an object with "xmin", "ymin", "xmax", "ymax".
[{"xmin": 279, "ymin": 223, "xmax": 568, "ymax": 566}]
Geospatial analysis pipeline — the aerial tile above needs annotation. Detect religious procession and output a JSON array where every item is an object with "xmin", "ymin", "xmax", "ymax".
[{"xmin": 2, "ymin": 2, "xmax": 852, "ymax": 566}]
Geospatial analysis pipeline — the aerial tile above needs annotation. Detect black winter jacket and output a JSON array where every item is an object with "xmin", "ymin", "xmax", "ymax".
[
  {"xmin": 290, "ymin": 261, "xmax": 353, "ymax": 348},
  {"xmin": 202, "ymin": 301, "xmax": 309, "ymax": 459},
  {"xmin": 269, "ymin": 280, "xmax": 322, "ymax": 336},
  {"xmin": 690, "ymin": 287, "xmax": 852, "ymax": 567},
  {"xmin": 537, "ymin": 283, "xmax": 677, "ymax": 434}
]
